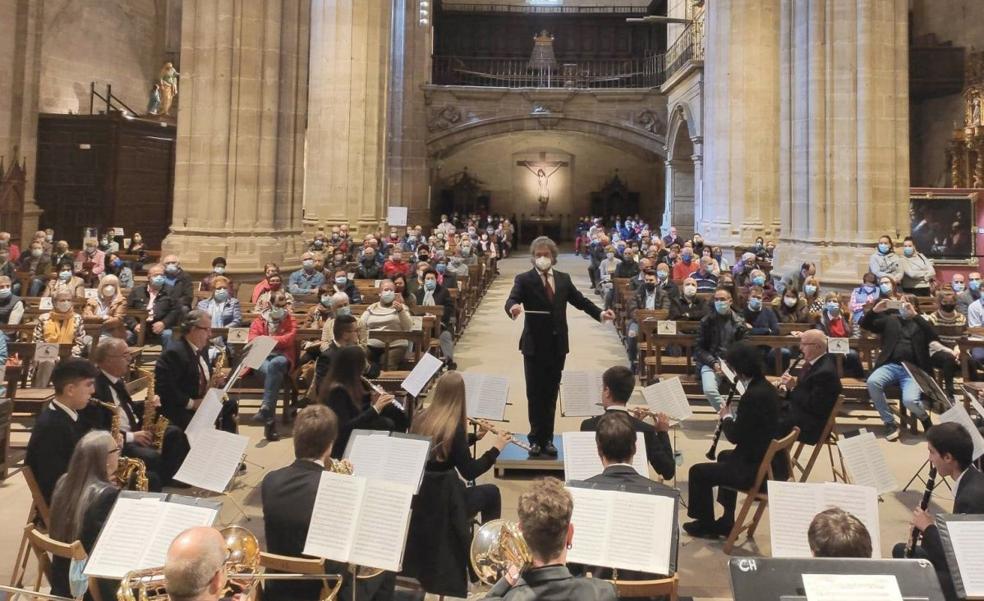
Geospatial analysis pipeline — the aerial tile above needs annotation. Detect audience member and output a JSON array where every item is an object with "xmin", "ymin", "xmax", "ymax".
[
  {"xmin": 199, "ymin": 257, "xmax": 232, "ymax": 294},
  {"xmin": 162, "ymin": 254, "xmax": 195, "ymax": 309},
  {"xmin": 249, "ymin": 291, "xmax": 297, "ymax": 441},
  {"xmin": 956, "ymin": 271, "xmax": 982, "ymax": 315},
  {"xmin": 695, "ymin": 288, "xmax": 749, "ymax": 410},
  {"xmin": 869, "ymin": 235, "xmax": 903, "ymax": 283},
  {"xmin": 126, "ymin": 263, "xmax": 182, "ymax": 347},
  {"xmin": 360, "ymin": 279, "xmax": 413, "ymax": 371},
  {"xmin": 44, "ymin": 259, "xmax": 85, "ymax": 298},
  {"xmin": 289, "ymin": 252, "xmax": 327, "ymax": 295},
  {"xmin": 104, "ymin": 252, "xmax": 134, "ymax": 289},
  {"xmin": 330, "ymin": 268, "xmax": 362, "ymax": 304},
  {"xmin": 17, "ymin": 239, "xmax": 52, "ymax": 296},
  {"xmin": 255, "ymin": 272, "xmax": 294, "ymax": 313},
  {"xmin": 252, "ymin": 263, "xmax": 281, "ymax": 303},
  {"xmin": 32, "ymin": 289, "xmax": 86, "ymax": 387},
  {"xmin": 0, "ymin": 276, "xmax": 25, "ymax": 325},
  {"xmin": 670, "ymin": 277, "xmax": 707, "ymax": 320},
  {"xmin": 901, "ymin": 236, "xmax": 935, "ymax": 296},
  {"xmin": 196, "ymin": 276, "xmax": 242, "ymax": 330}
]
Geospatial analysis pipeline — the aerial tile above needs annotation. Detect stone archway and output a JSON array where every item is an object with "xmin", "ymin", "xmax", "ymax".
[{"xmin": 663, "ymin": 106, "xmax": 697, "ymax": 237}]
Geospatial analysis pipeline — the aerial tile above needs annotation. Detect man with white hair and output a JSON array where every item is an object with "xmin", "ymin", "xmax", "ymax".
[
  {"xmin": 777, "ymin": 329, "xmax": 843, "ymax": 445},
  {"xmin": 506, "ymin": 236, "xmax": 614, "ymax": 457},
  {"xmin": 163, "ymin": 527, "xmax": 228, "ymax": 601}
]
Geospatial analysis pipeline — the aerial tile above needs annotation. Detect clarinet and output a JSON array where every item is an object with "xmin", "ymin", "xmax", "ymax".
[
  {"xmin": 706, "ymin": 382, "xmax": 738, "ymax": 460},
  {"xmin": 904, "ymin": 465, "xmax": 937, "ymax": 557}
]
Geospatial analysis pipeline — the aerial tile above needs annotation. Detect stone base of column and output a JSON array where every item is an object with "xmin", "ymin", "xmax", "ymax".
[
  {"xmin": 162, "ymin": 229, "xmax": 307, "ymax": 274},
  {"xmin": 774, "ymin": 239, "xmax": 873, "ymax": 288}
]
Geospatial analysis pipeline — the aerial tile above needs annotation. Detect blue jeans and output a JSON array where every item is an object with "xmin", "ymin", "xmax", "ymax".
[
  {"xmin": 700, "ymin": 364, "xmax": 725, "ymax": 410},
  {"xmin": 866, "ymin": 362, "xmax": 927, "ymax": 424},
  {"xmin": 257, "ymin": 354, "xmax": 289, "ymax": 413}
]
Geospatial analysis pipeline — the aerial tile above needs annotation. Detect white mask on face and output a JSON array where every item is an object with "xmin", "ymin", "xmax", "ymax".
[
  {"xmin": 534, "ymin": 256, "xmax": 552, "ymax": 272},
  {"xmin": 102, "ymin": 285, "xmax": 116, "ymax": 298}
]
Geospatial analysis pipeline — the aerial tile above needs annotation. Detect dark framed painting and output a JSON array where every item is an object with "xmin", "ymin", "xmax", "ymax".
[{"xmin": 909, "ymin": 193, "xmax": 976, "ymax": 264}]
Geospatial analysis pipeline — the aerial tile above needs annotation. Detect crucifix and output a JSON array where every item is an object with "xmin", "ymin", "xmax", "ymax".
[{"xmin": 517, "ymin": 153, "xmax": 569, "ymax": 216}]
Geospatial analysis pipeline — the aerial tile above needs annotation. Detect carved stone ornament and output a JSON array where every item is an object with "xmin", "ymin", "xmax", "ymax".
[
  {"xmin": 428, "ymin": 105, "xmax": 462, "ymax": 132},
  {"xmin": 635, "ymin": 109, "xmax": 665, "ymax": 134}
]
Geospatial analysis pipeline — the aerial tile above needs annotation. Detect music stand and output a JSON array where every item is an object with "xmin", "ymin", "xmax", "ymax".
[
  {"xmin": 728, "ymin": 557, "xmax": 945, "ymax": 601},
  {"xmin": 902, "ymin": 362, "xmax": 954, "ymax": 493},
  {"xmin": 936, "ymin": 513, "xmax": 984, "ymax": 601}
]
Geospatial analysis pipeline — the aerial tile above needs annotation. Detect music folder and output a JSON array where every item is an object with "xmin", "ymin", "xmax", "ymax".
[
  {"xmin": 936, "ymin": 513, "xmax": 984, "ymax": 600},
  {"xmin": 728, "ymin": 557, "xmax": 945, "ymax": 601},
  {"xmin": 342, "ymin": 430, "xmax": 431, "ymax": 493}
]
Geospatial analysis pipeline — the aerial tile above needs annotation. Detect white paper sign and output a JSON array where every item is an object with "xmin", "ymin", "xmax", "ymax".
[
  {"xmin": 827, "ymin": 338, "xmax": 850, "ymax": 354},
  {"xmin": 641, "ymin": 376, "xmax": 692, "ymax": 422},
  {"xmin": 34, "ymin": 342, "xmax": 59, "ymax": 361},
  {"xmin": 227, "ymin": 327, "xmax": 249, "ymax": 343},
  {"xmin": 113, "ymin": 227, "xmax": 125, "ymax": 237},
  {"xmin": 386, "ymin": 206, "xmax": 409, "ymax": 227},
  {"xmin": 400, "ymin": 352, "xmax": 443, "ymax": 397},
  {"xmin": 123, "ymin": 238, "xmax": 131, "ymax": 249},
  {"xmin": 941, "ymin": 403, "xmax": 984, "ymax": 460},
  {"xmin": 562, "ymin": 431, "xmax": 648, "ymax": 482},
  {"xmin": 801, "ymin": 574, "xmax": 902, "ymax": 601},
  {"xmin": 657, "ymin": 320, "xmax": 677, "ymax": 335},
  {"xmin": 173, "ymin": 428, "xmax": 249, "ymax": 493},
  {"xmin": 38, "ymin": 297, "xmax": 53, "ymax": 311},
  {"xmin": 83, "ymin": 288, "xmax": 98, "ymax": 300}
]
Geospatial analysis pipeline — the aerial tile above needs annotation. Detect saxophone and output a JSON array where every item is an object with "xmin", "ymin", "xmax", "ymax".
[
  {"xmin": 139, "ymin": 367, "xmax": 168, "ymax": 451},
  {"xmin": 94, "ymin": 399, "xmax": 149, "ymax": 492}
]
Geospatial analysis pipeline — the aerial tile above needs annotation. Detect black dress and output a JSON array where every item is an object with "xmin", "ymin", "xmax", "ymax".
[
  {"xmin": 425, "ymin": 426, "xmax": 501, "ymax": 522},
  {"xmin": 321, "ymin": 384, "xmax": 408, "ymax": 459}
]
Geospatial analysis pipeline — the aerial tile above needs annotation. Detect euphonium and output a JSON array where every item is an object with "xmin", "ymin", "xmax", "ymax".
[
  {"xmin": 470, "ymin": 520, "xmax": 532, "ymax": 586},
  {"xmin": 94, "ymin": 399, "xmax": 149, "ymax": 492},
  {"xmin": 328, "ymin": 459, "xmax": 353, "ymax": 475}
]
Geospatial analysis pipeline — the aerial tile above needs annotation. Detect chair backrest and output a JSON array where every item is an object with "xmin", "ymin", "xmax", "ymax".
[
  {"xmin": 258, "ymin": 551, "xmax": 342, "ymax": 601},
  {"xmin": 750, "ymin": 427, "xmax": 800, "ymax": 494},
  {"xmin": 22, "ymin": 466, "xmax": 52, "ymax": 528},
  {"xmin": 611, "ymin": 574, "xmax": 678, "ymax": 600}
]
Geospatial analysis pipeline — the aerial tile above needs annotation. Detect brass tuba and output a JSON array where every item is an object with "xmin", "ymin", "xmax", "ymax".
[{"xmin": 470, "ymin": 520, "xmax": 532, "ymax": 586}]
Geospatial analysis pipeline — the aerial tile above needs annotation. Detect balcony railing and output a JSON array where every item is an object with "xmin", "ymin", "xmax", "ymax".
[
  {"xmin": 441, "ymin": 4, "xmax": 649, "ymax": 15},
  {"xmin": 432, "ymin": 55, "xmax": 666, "ymax": 89},
  {"xmin": 663, "ymin": 15, "xmax": 705, "ymax": 80}
]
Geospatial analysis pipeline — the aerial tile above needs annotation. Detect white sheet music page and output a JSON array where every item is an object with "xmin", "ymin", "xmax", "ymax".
[
  {"xmin": 560, "ymin": 370, "xmax": 603, "ymax": 417},
  {"xmin": 349, "ymin": 480, "xmax": 415, "ymax": 572},
  {"xmin": 563, "ymin": 432, "xmax": 647, "ymax": 481},
  {"xmin": 141, "ymin": 503, "xmax": 220, "ymax": 569},
  {"xmin": 172, "ymin": 428, "xmax": 249, "ymax": 493},
  {"xmin": 836, "ymin": 431, "xmax": 898, "ymax": 494},
  {"xmin": 184, "ymin": 388, "xmax": 225, "ymax": 445},
  {"xmin": 768, "ymin": 481, "xmax": 822, "ymax": 558},
  {"xmin": 820, "ymin": 482, "xmax": 881, "ymax": 558},
  {"xmin": 304, "ymin": 471, "xmax": 364, "ymax": 563},
  {"xmin": 606, "ymin": 490, "xmax": 675, "ymax": 574},
  {"xmin": 941, "ymin": 403, "xmax": 984, "ymax": 460},
  {"xmin": 400, "ymin": 352, "xmax": 444, "ymax": 397},
  {"xmin": 566, "ymin": 487, "xmax": 612, "ymax": 565},
  {"xmin": 462, "ymin": 372, "xmax": 509, "ymax": 421},
  {"xmin": 240, "ymin": 335, "xmax": 278, "ymax": 370},
  {"xmin": 641, "ymin": 377, "xmax": 693, "ymax": 422},
  {"xmin": 84, "ymin": 498, "xmax": 162, "ymax": 578},
  {"xmin": 801, "ymin": 574, "xmax": 903, "ymax": 601},
  {"xmin": 346, "ymin": 434, "xmax": 389, "ymax": 480},
  {"xmin": 945, "ymin": 520, "xmax": 984, "ymax": 597}
]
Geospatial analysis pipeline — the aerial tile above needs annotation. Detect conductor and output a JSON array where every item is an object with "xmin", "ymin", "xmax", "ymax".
[{"xmin": 505, "ymin": 236, "xmax": 614, "ymax": 457}]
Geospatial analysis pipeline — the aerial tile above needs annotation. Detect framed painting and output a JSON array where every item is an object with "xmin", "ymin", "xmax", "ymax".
[{"xmin": 909, "ymin": 192, "xmax": 976, "ymax": 264}]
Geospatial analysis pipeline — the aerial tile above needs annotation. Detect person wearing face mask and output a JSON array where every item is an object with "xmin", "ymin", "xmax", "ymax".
[
  {"xmin": 624, "ymin": 270, "xmax": 672, "ymax": 370},
  {"xmin": 195, "ymin": 276, "xmax": 242, "ymax": 331},
  {"xmin": 506, "ymin": 236, "xmax": 614, "ymax": 457},
  {"xmin": 356, "ymin": 248, "xmax": 383, "ymax": 279},
  {"xmin": 32, "ymin": 290, "xmax": 86, "ymax": 387},
  {"xmin": 815, "ymin": 293, "xmax": 864, "ymax": 378},
  {"xmin": 413, "ymin": 268, "xmax": 456, "ymax": 369},
  {"xmin": 17, "ymin": 241, "xmax": 52, "ymax": 296},
  {"xmin": 360, "ymin": 279, "xmax": 414, "ymax": 371},
  {"xmin": 900, "ymin": 236, "xmax": 935, "ymax": 296},
  {"xmin": 433, "ymin": 260, "xmax": 458, "ymax": 290},
  {"xmin": 775, "ymin": 287, "xmax": 809, "ymax": 323},
  {"xmin": 669, "ymin": 277, "xmax": 708, "ymax": 321},
  {"xmin": 199, "ymin": 257, "xmax": 235, "ymax": 296},
  {"xmin": 103, "ymin": 252, "xmax": 134, "ymax": 290},
  {"xmin": 741, "ymin": 269, "xmax": 778, "ymax": 304},
  {"xmin": 690, "ymin": 256, "xmax": 719, "ymax": 292},
  {"xmin": 694, "ymin": 288, "xmax": 749, "ymax": 410},
  {"xmin": 0, "ymin": 276, "xmax": 25, "ymax": 325},
  {"xmin": 446, "ymin": 254, "xmax": 470, "ymax": 279},
  {"xmin": 671, "ymin": 246, "xmax": 697, "ymax": 282},
  {"xmin": 868, "ymin": 234, "xmax": 903, "ymax": 284},
  {"xmin": 256, "ymin": 273, "xmax": 295, "ymax": 313},
  {"xmin": 302, "ymin": 284, "xmax": 336, "ymax": 329},
  {"xmin": 742, "ymin": 286, "xmax": 779, "ymax": 336},
  {"xmin": 862, "ymin": 295, "xmax": 938, "ymax": 441},
  {"xmin": 252, "ymin": 263, "xmax": 282, "ymax": 303},
  {"xmin": 458, "ymin": 240, "xmax": 479, "ymax": 267},
  {"xmin": 925, "ymin": 291, "xmax": 964, "ymax": 400},
  {"xmin": 801, "ymin": 275, "xmax": 824, "ymax": 318},
  {"xmin": 83, "ymin": 274, "xmax": 127, "ymax": 330},
  {"xmin": 308, "ymin": 232, "xmax": 329, "ymax": 255},
  {"xmin": 330, "ymin": 268, "xmax": 362, "ymax": 304},
  {"xmin": 248, "ymin": 291, "xmax": 297, "ymax": 441},
  {"xmin": 691, "ymin": 233, "xmax": 705, "ymax": 257},
  {"xmin": 587, "ymin": 234, "xmax": 607, "ymax": 289},
  {"xmin": 126, "ymin": 263, "xmax": 182, "ymax": 347},
  {"xmin": 288, "ymin": 251, "xmax": 327, "ymax": 295},
  {"xmin": 0, "ymin": 246, "xmax": 15, "ymax": 284},
  {"xmin": 614, "ymin": 248, "xmax": 640, "ymax": 279},
  {"xmin": 731, "ymin": 252, "xmax": 758, "ymax": 287},
  {"xmin": 957, "ymin": 271, "xmax": 982, "ymax": 316},
  {"xmin": 752, "ymin": 236, "xmax": 769, "ymax": 261},
  {"xmin": 383, "ymin": 250, "xmax": 411, "ymax": 279},
  {"xmin": 43, "ymin": 259, "xmax": 86, "ymax": 299},
  {"xmin": 161, "ymin": 254, "xmax": 195, "ymax": 310},
  {"xmin": 849, "ymin": 273, "xmax": 881, "ymax": 326},
  {"xmin": 51, "ymin": 240, "xmax": 72, "ymax": 268},
  {"xmin": 73, "ymin": 236, "xmax": 106, "ymax": 287},
  {"xmin": 597, "ymin": 246, "xmax": 621, "ymax": 294}
]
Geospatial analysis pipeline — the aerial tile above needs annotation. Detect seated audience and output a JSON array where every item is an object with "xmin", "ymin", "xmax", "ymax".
[
  {"xmin": 163, "ymin": 527, "xmax": 229, "ymax": 601},
  {"xmin": 162, "ymin": 254, "xmax": 195, "ymax": 309},
  {"xmin": 0, "ymin": 275, "xmax": 25, "ymax": 324},
  {"xmin": 51, "ymin": 240, "xmax": 72, "ymax": 268},
  {"xmin": 360, "ymin": 279, "xmax": 413, "ymax": 371},
  {"xmin": 303, "ymin": 284, "xmax": 335, "ymax": 329},
  {"xmin": 199, "ymin": 256, "xmax": 232, "ymax": 294},
  {"xmin": 83, "ymin": 274, "xmax": 126, "ymax": 331},
  {"xmin": 104, "ymin": 252, "xmax": 134, "ymax": 289},
  {"xmin": 255, "ymin": 272, "xmax": 294, "ymax": 313},
  {"xmin": 356, "ymin": 247, "xmax": 382, "ymax": 279},
  {"xmin": 925, "ymin": 291, "xmax": 963, "ymax": 401},
  {"xmin": 901, "ymin": 236, "xmax": 935, "ymax": 296},
  {"xmin": 32, "ymin": 290, "xmax": 86, "ymax": 387},
  {"xmin": 289, "ymin": 252, "xmax": 327, "ymax": 295},
  {"xmin": 414, "ymin": 268, "xmax": 456, "ymax": 368},
  {"xmin": 383, "ymin": 249, "xmax": 411, "ymax": 279},
  {"xmin": 957, "ymin": 271, "xmax": 982, "ymax": 315},
  {"xmin": 249, "ymin": 291, "xmax": 297, "ymax": 441},
  {"xmin": 74, "ymin": 237, "xmax": 106, "ymax": 286},
  {"xmin": 776, "ymin": 287, "xmax": 809, "ymax": 323},
  {"xmin": 669, "ymin": 277, "xmax": 707, "ymax": 320},
  {"xmin": 849, "ymin": 272, "xmax": 880, "ymax": 327},
  {"xmin": 671, "ymin": 246, "xmax": 696, "ymax": 282},
  {"xmin": 196, "ymin": 276, "xmax": 242, "ymax": 331},
  {"xmin": 44, "ymin": 259, "xmax": 86, "ymax": 298},
  {"xmin": 802, "ymin": 275, "xmax": 823, "ymax": 317},
  {"xmin": 868, "ymin": 235, "xmax": 903, "ymax": 284},
  {"xmin": 690, "ymin": 256, "xmax": 719, "ymax": 292},
  {"xmin": 391, "ymin": 273, "xmax": 415, "ymax": 307},
  {"xmin": 126, "ymin": 263, "xmax": 182, "ymax": 347},
  {"xmin": 330, "ymin": 268, "xmax": 362, "ymax": 304},
  {"xmin": 731, "ymin": 252, "xmax": 757, "ymax": 287},
  {"xmin": 17, "ymin": 239, "xmax": 51, "ymax": 296},
  {"xmin": 742, "ymin": 285, "xmax": 779, "ymax": 335},
  {"xmin": 252, "ymin": 262, "xmax": 281, "ymax": 302},
  {"xmin": 808, "ymin": 508, "xmax": 872, "ymax": 558}
]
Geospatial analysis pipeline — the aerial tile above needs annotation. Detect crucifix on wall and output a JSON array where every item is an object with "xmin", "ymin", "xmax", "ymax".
[{"xmin": 517, "ymin": 152, "xmax": 569, "ymax": 216}]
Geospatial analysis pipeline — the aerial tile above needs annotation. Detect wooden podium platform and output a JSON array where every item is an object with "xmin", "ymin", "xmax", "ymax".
[{"xmin": 493, "ymin": 435, "xmax": 564, "ymax": 477}]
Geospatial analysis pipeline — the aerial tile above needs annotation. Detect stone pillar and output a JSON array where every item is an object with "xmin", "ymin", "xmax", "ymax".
[
  {"xmin": 662, "ymin": 159, "xmax": 696, "ymax": 238},
  {"xmin": 304, "ymin": 0, "xmax": 392, "ymax": 235},
  {"xmin": 164, "ymin": 0, "xmax": 310, "ymax": 273},
  {"xmin": 386, "ymin": 0, "xmax": 431, "ymax": 228},
  {"xmin": 776, "ymin": 0, "xmax": 909, "ymax": 285},
  {"xmin": 698, "ymin": 0, "xmax": 781, "ymax": 247}
]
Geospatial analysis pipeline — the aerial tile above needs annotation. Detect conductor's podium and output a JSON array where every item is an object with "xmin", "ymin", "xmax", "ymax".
[{"xmin": 493, "ymin": 435, "xmax": 565, "ymax": 477}]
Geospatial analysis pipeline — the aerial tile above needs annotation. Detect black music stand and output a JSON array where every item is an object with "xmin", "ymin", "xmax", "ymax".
[
  {"xmin": 728, "ymin": 557, "xmax": 945, "ymax": 601},
  {"xmin": 936, "ymin": 513, "xmax": 984, "ymax": 601},
  {"xmin": 902, "ymin": 362, "xmax": 955, "ymax": 493}
]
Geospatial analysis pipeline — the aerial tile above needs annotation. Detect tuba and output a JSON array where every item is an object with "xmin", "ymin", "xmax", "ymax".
[
  {"xmin": 470, "ymin": 520, "xmax": 532, "ymax": 586},
  {"xmin": 93, "ymin": 399, "xmax": 149, "ymax": 492}
]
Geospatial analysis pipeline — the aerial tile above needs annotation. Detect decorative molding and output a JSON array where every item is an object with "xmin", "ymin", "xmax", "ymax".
[{"xmin": 427, "ymin": 105, "xmax": 463, "ymax": 132}]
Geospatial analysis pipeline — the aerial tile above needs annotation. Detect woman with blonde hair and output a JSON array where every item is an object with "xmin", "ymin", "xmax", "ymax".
[
  {"xmin": 410, "ymin": 371, "xmax": 509, "ymax": 523},
  {"xmin": 32, "ymin": 289, "xmax": 85, "ymax": 387},
  {"xmin": 83, "ymin": 273, "xmax": 126, "ymax": 327}
]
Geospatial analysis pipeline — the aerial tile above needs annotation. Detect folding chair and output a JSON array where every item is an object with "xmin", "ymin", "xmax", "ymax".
[
  {"xmin": 790, "ymin": 395, "xmax": 845, "ymax": 482},
  {"xmin": 10, "ymin": 467, "xmax": 51, "ymax": 589},
  {"xmin": 610, "ymin": 574, "xmax": 678, "ymax": 600}
]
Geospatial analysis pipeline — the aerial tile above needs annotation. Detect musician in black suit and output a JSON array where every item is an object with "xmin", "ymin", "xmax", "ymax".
[
  {"xmin": 484, "ymin": 478, "xmax": 617, "ymax": 601},
  {"xmin": 580, "ymin": 366, "xmax": 675, "ymax": 480},
  {"xmin": 155, "ymin": 310, "xmax": 221, "ymax": 431},
  {"xmin": 25, "ymin": 358, "xmax": 100, "ymax": 503},
  {"xmin": 91, "ymin": 338, "xmax": 189, "ymax": 487},
  {"xmin": 776, "ymin": 329, "xmax": 843, "ymax": 445},
  {"xmin": 892, "ymin": 422, "xmax": 984, "ymax": 600},
  {"xmin": 505, "ymin": 236, "xmax": 614, "ymax": 457},
  {"xmin": 684, "ymin": 343, "xmax": 780, "ymax": 539},
  {"xmin": 261, "ymin": 405, "xmax": 394, "ymax": 601}
]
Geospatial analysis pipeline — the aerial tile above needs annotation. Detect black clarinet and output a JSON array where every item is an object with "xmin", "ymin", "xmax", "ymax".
[
  {"xmin": 904, "ymin": 465, "xmax": 937, "ymax": 557},
  {"xmin": 706, "ymin": 382, "xmax": 739, "ymax": 460}
]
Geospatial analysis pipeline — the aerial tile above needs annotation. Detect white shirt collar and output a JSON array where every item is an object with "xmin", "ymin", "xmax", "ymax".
[
  {"xmin": 606, "ymin": 462, "xmax": 635, "ymax": 470},
  {"xmin": 187, "ymin": 339, "xmax": 201, "ymax": 353},
  {"xmin": 50, "ymin": 399, "xmax": 78, "ymax": 422},
  {"xmin": 605, "ymin": 405, "xmax": 629, "ymax": 413},
  {"xmin": 101, "ymin": 369, "xmax": 120, "ymax": 384}
]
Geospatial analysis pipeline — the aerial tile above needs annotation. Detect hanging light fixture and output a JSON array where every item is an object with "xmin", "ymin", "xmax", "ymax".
[{"xmin": 419, "ymin": 0, "xmax": 430, "ymax": 26}]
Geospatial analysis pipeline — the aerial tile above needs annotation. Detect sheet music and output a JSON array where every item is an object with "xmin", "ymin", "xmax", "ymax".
[
  {"xmin": 142, "ymin": 504, "xmax": 220, "ymax": 569},
  {"xmin": 173, "ymin": 428, "xmax": 249, "ymax": 493},
  {"xmin": 970, "ymin": 398, "xmax": 984, "ymax": 421},
  {"xmin": 641, "ymin": 377, "xmax": 692, "ymax": 422},
  {"xmin": 836, "ymin": 431, "xmax": 898, "ymax": 494},
  {"xmin": 462, "ymin": 372, "xmax": 510, "ymax": 421},
  {"xmin": 801, "ymin": 574, "xmax": 903, "ymax": 601},
  {"xmin": 560, "ymin": 370, "xmax": 604, "ymax": 417},
  {"xmin": 346, "ymin": 432, "xmax": 429, "ymax": 492},
  {"xmin": 184, "ymin": 388, "xmax": 224, "ymax": 445},
  {"xmin": 304, "ymin": 471, "xmax": 364, "ymax": 563},
  {"xmin": 562, "ymin": 431, "xmax": 648, "ymax": 482},
  {"xmin": 769, "ymin": 481, "xmax": 880, "ymax": 558},
  {"xmin": 940, "ymin": 403, "xmax": 984, "ymax": 460},
  {"xmin": 240, "ymin": 335, "xmax": 278, "ymax": 370},
  {"xmin": 400, "ymin": 352, "xmax": 443, "ymax": 397},
  {"xmin": 820, "ymin": 482, "xmax": 881, "ymax": 558},
  {"xmin": 944, "ymin": 520, "xmax": 984, "ymax": 597},
  {"xmin": 349, "ymin": 480, "xmax": 415, "ymax": 571},
  {"xmin": 566, "ymin": 487, "xmax": 610, "ymax": 563}
]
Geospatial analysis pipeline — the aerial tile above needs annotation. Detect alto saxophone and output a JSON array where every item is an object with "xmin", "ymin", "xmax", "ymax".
[
  {"xmin": 139, "ymin": 367, "xmax": 168, "ymax": 451},
  {"xmin": 94, "ymin": 399, "xmax": 149, "ymax": 492}
]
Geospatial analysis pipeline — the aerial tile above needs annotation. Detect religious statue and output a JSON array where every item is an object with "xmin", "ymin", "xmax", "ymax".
[
  {"xmin": 528, "ymin": 30, "xmax": 557, "ymax": 71},
  {"xmin": 158, "ymin": 61, "xmax": 180, "ymax": 117},
  {"xmin": 146, "ymin": 83, "xmax": 161, "ymax": 116},
  {"xmin": 973, "ymin": 96, "xmax": 982, "ymax": 127},
  {"xmin": 517, "ymin": 157, "xmax": 568, "ymax": 216}
]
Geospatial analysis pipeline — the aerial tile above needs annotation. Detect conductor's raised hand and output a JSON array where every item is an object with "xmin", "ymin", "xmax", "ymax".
[
  {"xmin": 601, "ymin": 309, "xmax": 615, "ymax": 322},
  {"xmin": 509, "ymin": 304, "xmax": 523, "ymax": 319}
]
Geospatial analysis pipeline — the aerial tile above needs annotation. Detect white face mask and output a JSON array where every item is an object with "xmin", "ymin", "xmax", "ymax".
[
  {"xmin": 783, "ymin": 296, "xmax": 798, "ymax": 308},
  {"xmin": 683, "ymin": 285, "xmax": 697, "ymax": 297},
  {"xmin": 380, "ymin": 290, "xmax": 396, "ymax": 304},
  {"xmin": 56, "ymin": 300, "xmax": 73, "ymax": 313},
  {"xmin": 534, "ymin": 256, "xmax": 552, "ymax": 271},
  {"xmin": 102, "ymin": 285, "xmax": 116, "ymax": 297}
]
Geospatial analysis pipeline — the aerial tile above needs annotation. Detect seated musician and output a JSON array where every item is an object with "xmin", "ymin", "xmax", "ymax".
[
  {"xmin": 580, "ymin": 366, "xmax": 674, "ymax": 480},
  {"xmin": 483, "ymin": 477, "xmax": 617, "ymax": 601},
  {"xmin": 694, "ymin": 287, "xmax": 749, "ymax": 410},
  {"xmin": 776, "ymin": 329, "xmax": 842, "ymax": 446},
  {"xmin": 261, "ymin": 405, "xmax": 394, "ymax": 601},
  {"xmin": 91, "ymin": 338, "xmax": 189, "ymax": 488},
  {"xmin": 318, "ymin": 345, "xmax": 406, "ymax": 459},
  {"xmin": 684, "ymin": 342, "xmax": 780, "ymax": 539},
  {"xmin": 808, "ymin": 508, "xmax": 872, "ymax": 558},
  {"xmin": 32, "ymin": 289, "xmax": 86, "ymax": 388},
  {"xmin": 163, "ymin": 527, "xmax": 230, "ymax": 601},
  {"xmin": 892, "ymin": 422, "xmax": 984, "ymax": 599},
  {"xmin": 25, "ymin": 358, "xmax": 101, "ymax": 503},
  {"xmin": 669, "ymin": 277, "xmax": 707, "ymax": 321},
  {"xmin": 155, "ymin": 310, "xmax": 216, "ymax": 431},
  {"xmin": 48, "ymin": 431, "xmax": 121, "ymax": 601},
  {"xmin": 126, "ymin": 263, "xmax": 183, "ymax": 348},
  {"xmin": 410, "ymin": 372, "xmax": 508, "ymax": 524},
  {"xmin": 359, "ymin": 279, "xmax": 413, "ymax": 371},
  {"xmin": 413, "ymin": 268, "xmax": 456, "ymax": 369},
  {"xmin": 249, "ymin": 291, "xmax": 297, "ymax": 442}
]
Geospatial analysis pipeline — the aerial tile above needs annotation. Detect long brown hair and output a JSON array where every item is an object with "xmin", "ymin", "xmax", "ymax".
[
  {"xmin": 410, "ymin": 372, "xmax": 467, "ymax": 461},
  {"xmin": 319, "ymin": 345, "xmax": 368, "ymax": 410}
]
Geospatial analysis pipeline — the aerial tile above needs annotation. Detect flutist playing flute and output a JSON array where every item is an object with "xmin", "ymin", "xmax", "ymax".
[{"xmin": 776, "ymin": 330, "xmax": 842, "ymax": 446}]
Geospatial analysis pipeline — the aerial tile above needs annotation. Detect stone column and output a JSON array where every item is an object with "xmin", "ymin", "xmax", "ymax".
[
  {"xmin": 386, "ymin": 0, "xmax": 431, "ymax": 228},
  {"xmin": 698, "ymin": 0, "xmax": 781, "ymax": 247},
  {"xmin": 164, "ymin": 0, "xmax": 310, "ymax": 273},
  {"xmin": 304, "ymin": 0, "xmax": 392, "ymax": 235},
  {"xmin": 776, "ymin": 0, "xmax": 909, "ymax": 285},
  {"xmin": 662, "ymin": 159, "xmax": 696, "ymax": 238}
]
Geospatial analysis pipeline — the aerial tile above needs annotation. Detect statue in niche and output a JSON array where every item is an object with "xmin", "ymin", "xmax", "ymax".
[
  {"xmin": 974, "ymin": 96, "xmax": 982, "ymax": 126},
  {"xmin": 517, "ymin": 154, "xmax": 568, "ymax": 216},
  {"xmin": 146, "ymin": 82, "xmax": 161, "ymax": 116},
  {"xmin": 158, "ymin": 61, "xmax": 180, "ymax": 117}
]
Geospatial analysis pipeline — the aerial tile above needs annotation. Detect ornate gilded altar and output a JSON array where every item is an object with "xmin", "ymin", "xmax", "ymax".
[{"xmin": 947, "ymin": 50, "xmax": 984, "ymax": 188}]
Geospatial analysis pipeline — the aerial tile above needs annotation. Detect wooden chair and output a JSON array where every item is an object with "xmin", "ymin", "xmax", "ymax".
[
  {"xmin": 609, "ymin": 574, "xmax": 678, "ymax": 600},
  {"xmin": 790, "ymin": 395, "xmax": 845, "ymax": 482},
  {"xmin": 256, "ymin": 551, "xmax": 343, "ymax": 601},
  {"xmin": 722, "ymin": 427, "xmax": 800, "ymax": 554},
  {"xmin": 15, "ymin": 525, "xmax": 103, "ymax": 601},
  {"xmin": 11, "ymin": 467, "xmax": 52, "ymax": 589}
]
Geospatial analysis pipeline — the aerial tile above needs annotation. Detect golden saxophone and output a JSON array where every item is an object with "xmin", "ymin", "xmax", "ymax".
[
  {"xmin": 93, "ymin": 398, "xmax": 149, "ymax": 491},
  {"xmin": 138, "ymin": 367, "xmax": 168, "ymax": 451}
]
